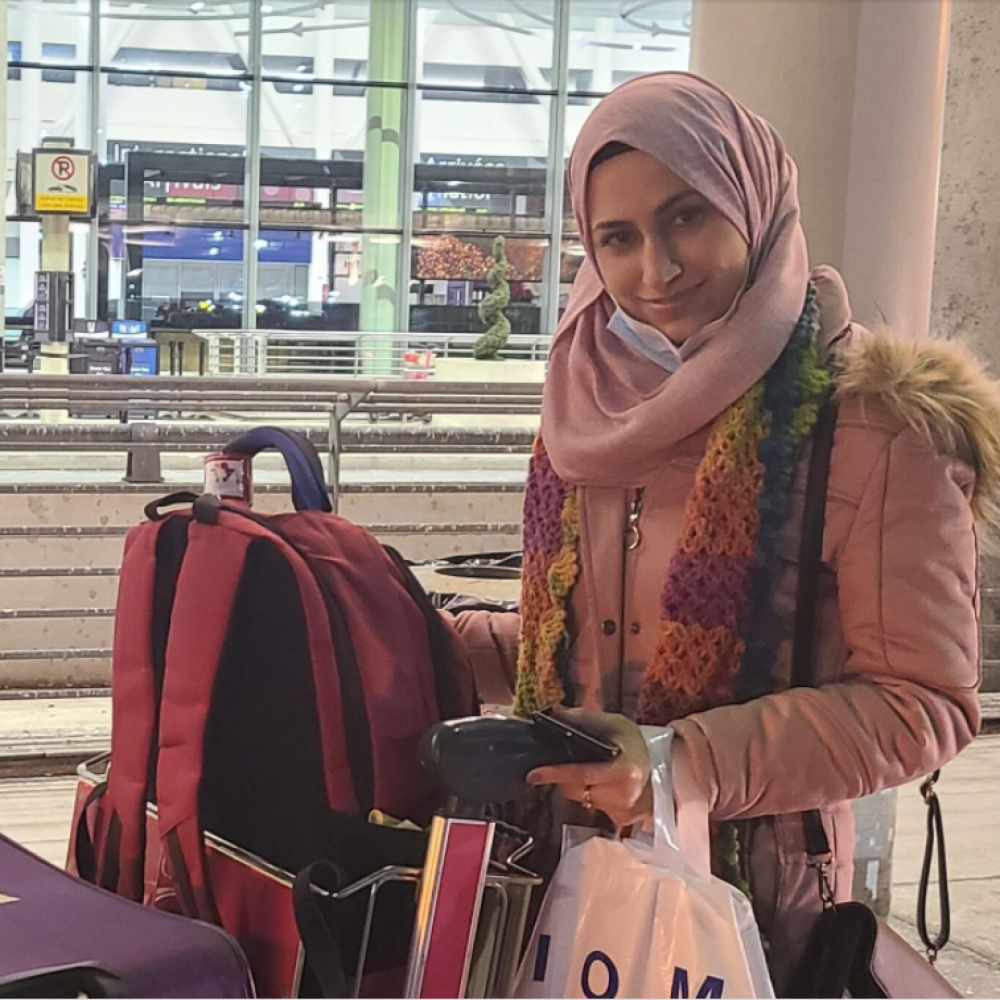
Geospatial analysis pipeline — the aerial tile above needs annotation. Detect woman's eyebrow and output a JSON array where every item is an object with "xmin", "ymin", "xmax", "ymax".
[
  {"xmin": 592, "ymin": 189, "xmax": 701, "ymax": 232},
  {"xmin": 653, "ymin": 189, "xmax": 701, "ymax": 218}
]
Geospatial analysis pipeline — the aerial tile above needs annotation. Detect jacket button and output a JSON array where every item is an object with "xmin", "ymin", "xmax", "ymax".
[
  {"xmin": 602, "ymin": 620, "xmax": 617, "ymax": 636},
  {"xmin": 630, "ymin": 622, "xmax": 641, "ymax": 635}
]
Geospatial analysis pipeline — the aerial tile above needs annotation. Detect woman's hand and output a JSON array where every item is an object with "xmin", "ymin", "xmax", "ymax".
[{"xmin": 526, "ymin": 707, "xmax": 653, "ymax": 829}]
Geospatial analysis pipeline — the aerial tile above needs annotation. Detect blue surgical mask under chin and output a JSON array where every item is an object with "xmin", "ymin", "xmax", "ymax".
[{"xmin": 607, "ymin": 306, "xmax": 686, "ymax": 372}]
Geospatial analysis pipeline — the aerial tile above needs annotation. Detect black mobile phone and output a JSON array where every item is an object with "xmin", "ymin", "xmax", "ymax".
[{"xmin": 532, "ymin": 708, "xmax": 622, "ymax": 764}]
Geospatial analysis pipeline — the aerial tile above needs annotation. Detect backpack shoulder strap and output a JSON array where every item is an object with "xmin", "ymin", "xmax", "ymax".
[
  {"xmin": 105, "ymin": 521, "xmax": 170, "ymax": 900},
  {"xmin": 154, "ymin": 516, "xmax": 257, "ymax": 921}
]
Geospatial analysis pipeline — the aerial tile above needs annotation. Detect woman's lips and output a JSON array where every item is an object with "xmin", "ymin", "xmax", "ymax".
[{"xmin": 639, "ymin": 281, "xmax": 705, "ymax": 314}]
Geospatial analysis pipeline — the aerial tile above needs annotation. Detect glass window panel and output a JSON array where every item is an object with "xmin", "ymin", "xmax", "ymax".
[
  {"xmin": 101, "ymin": 72, "xmax": 249, "ymax": 226},
  {"xmin": 559, "ymin": 238, "xmax": 587, "ymax": 316},
  {"xmin": 99, "ymin": 1, "xmax": 251, "ymax": 76},
  {"xmin": 568, "ymin": 1, "xmax": 692, "ymax": 94},
  {"xmin": 410, "ymin": 234, "xmax": 548, "ymax": 334},
  {"xmin": 414, "ymin": 91, "xmax": 550, "ymax": 233},
  {"xmin": 5, "ymin": 221, "xmax": 40, "ymax": 319},
  {"xmin": 560, "ymin": 96, "xmax": 603, "ymax": 238},
  {"xmin": 103, "ymin": 72, "xmax": 250, "ymax": 161},
  {"xmin": 3, "ymin": 220, "xmax": 91, "ymax": 325},
  {"xmin": 6, "ymin": 67, "xmax": 91, "ymax": 184},
  {"xmin": 7, "ymin": 0, "xmax": 90, "ymax": 66},
  {"xmin": 262, "ymin": 1, "xmax": 392, "ymax": 83},
  {"xmin": 249, "ymin": 230, "xmax": 402, "ymax": 334},
  {"xmin": 112, "ymin": 224, "xmax": 245, "ymax": 326},
  {"xmin": 258, "ymin": 84, "xmax": 406, "ymax": 232},
  {"xmin": 417, "ymin": 0, "xmax": 556, "ymax": 90}
]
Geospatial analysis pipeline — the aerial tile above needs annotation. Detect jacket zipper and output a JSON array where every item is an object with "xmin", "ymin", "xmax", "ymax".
[
  {"xmin": 618, "ymin": 488, "xmax": 646, "ymax": 706},
  {"xmin": 625, "ymin": 487, "xmax": 646, "ymax": 552}
]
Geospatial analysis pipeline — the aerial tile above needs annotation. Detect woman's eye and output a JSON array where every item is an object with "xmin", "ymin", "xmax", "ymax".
[
  {"xmin": 673, "ymin": 207, "xmax": 704, "ymax": 228},
  {"xmin": 600, "ymin": 231, "xmax": 630, "ymax": 249}
]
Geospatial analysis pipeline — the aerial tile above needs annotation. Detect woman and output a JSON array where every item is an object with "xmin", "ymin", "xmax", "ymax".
[{"xmin": 453, "ymin": 73, "xmax": 997, "ymax": 992}]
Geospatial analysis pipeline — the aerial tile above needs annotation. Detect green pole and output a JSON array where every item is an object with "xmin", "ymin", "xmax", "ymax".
[{"xmin": 359, "ymin": 0, "xmax": 407, "ymax": 374}]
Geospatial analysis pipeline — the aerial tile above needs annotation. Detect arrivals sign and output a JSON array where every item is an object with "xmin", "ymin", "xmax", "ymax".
[{"xmin": 33, "ymin": 149, "xmax": 93, "ymax": 215}]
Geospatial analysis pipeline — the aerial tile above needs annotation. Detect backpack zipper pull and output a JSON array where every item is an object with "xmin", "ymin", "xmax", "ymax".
[{"xmin": 625, "ymin": 488, "xmax": 645, "ymax": 551}]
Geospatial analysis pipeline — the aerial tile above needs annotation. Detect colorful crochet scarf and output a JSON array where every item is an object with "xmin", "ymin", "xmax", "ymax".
[{"xmin": 515, "ymin": 285, "xmax": 829, "ymax": 724}]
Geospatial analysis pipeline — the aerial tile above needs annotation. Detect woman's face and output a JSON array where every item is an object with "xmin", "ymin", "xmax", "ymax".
[{"xmin": 587, "ymin": 149, "xmax": 750, "ymax": 344}]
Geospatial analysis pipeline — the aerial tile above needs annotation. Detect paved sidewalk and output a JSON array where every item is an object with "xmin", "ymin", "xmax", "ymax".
[
  {"xmin": 891, "ymin": 736, "xmax": 1000, "ymax": 996},
  {"xmin": 1, "ymin": 722, "xmax": 998, "ymax": 995}
]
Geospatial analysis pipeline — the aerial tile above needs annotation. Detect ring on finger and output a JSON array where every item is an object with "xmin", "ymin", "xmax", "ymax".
[{"xmin": 582, "ymin": 786, "xmax": 594, "ymax": 811}]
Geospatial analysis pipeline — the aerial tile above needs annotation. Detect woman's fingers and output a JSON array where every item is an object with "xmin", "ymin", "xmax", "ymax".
[
  {"xmin": 525, "ymin": 709, "xmax": 655, "ymax": 826},
  {"xmin": 526, "ymin": 762, "xmax": 621, "ymax": 788},
  {"xmin": 545, "ymin": 705, "xmax": 623, "ymax": 742}
]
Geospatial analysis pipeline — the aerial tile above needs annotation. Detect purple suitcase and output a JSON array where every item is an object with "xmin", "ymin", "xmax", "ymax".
[{"xmin": 0, "ymin": 833, "xmax": 254, "ymax": 998}]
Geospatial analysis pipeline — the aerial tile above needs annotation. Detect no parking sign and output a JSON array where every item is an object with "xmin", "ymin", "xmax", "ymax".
[{"xmin": 32, "ymin": 149, "xmax": 94, "ymax": 215}]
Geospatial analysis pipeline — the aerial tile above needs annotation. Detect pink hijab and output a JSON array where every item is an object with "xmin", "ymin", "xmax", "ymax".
[{"xmin": 543, "ymin": 72, "xmax": 814, "ymax": 487}]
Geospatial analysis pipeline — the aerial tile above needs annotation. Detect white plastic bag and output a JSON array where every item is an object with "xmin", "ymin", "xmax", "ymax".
[{"xmin": 514, "ymin": 730, "xmax": 774, "ymax": 999}]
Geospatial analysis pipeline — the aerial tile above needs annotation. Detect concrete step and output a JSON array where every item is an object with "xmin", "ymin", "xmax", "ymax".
[
  {"xmin": 983, "ymin": 660, "xmax": 1000, "ymax": 693},
  {"xmin": 0, "ymin": 571, "xmax": 120, "ymax": 612},
  {"xmin": 0, "ymin": 524, "xmax": 521, "ymax": 572},
  {"xmin": 981, "ymin": 588, "xmax": 1000, "ymax": 624},
  {"xmin": 0, "ymin": 531, "xmax": 126, "ymax": 570},
  {"xmin": 0, "ymin": 655, "xmax": 111, "ymax": 690},
  {"xmin": 0, "ymin": 611, "xmax": 114, "ymax": 652},
  {"xmin": 0, "ymin": 484, "xmax": 526, "ymax": 529},
  {"xmin": 0, "ymin": 694, "xmax": 110, "ymax": 775},
  {"xmin": 0, "ymin": 479, "xmax": 525, "ymax": 574},
  {"xmin": 982, "ymin": 626, "xmax": 1000, "ymax": 662},
  {"xmin": 980, "ymin": 556, "xmax": 1000, "ymax": 588}
]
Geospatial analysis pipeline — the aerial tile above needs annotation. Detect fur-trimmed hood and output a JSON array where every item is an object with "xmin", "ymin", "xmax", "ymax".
[{"xmin": 834, "ymin": 333, "xmax": 1000, "ymax": 528}]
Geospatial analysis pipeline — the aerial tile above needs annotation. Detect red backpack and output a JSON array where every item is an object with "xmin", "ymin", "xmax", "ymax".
[{"xmin": 76, "ymin": 428, "xmax": 477, "ymax": 991}]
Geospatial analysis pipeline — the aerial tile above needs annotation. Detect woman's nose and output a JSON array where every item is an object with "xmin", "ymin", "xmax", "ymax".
[{"xmin": 641, "ymin": 238, "xmax": 681, "ymax": 288}]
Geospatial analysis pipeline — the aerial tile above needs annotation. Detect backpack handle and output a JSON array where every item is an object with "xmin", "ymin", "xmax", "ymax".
[{"xmin": 225, "ymin": 427, "xmax": 332, "ymax": 513}]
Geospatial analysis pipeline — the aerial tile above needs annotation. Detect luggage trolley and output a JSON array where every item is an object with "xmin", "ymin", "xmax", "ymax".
[
  {"xmin": 318, "ymin": 814, "xmax": 538, "ymax": 998},
  {"xmin": 303, "ymin": 713, "xmax": 590, "ymax": 999},
  {"xmin": 71, "ymin": 714, "xmax": 601, "ymax": 999}
]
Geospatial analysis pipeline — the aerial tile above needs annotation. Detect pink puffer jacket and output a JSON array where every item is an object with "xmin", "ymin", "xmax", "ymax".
[{"xmin": 454, "ymin": 329, "xmax": 998, "ymax": 992}]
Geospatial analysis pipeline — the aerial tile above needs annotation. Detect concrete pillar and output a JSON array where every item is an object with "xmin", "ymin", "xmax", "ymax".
[
  {"xmin": 930, "ymin": 0, "xmax": 1000, "ymax": 364},
  {"xmin": 41, "ymin": 217, "xmax": 72, "ymax": 273},
  {"xmin": 689, "ymin": 0, "xmax": 955, "ymax": 920},
  {"xmin": 691, "ymin": 0, "xmax": 951, "ymax": 337}
]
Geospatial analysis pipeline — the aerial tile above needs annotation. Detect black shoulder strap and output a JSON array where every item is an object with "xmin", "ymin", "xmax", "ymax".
[
  {"xmin": 791, "ymin": 393, "xmax": 838, "ymax": 690},
  {"xmin": 918, "ymin": 770, "xmax": 951, "ymax": 960},
  {"xmin": 793, "ymin": 396, "xmax": 951, "ymax": 958},
  {"xmin": 292, "ymin": 861, "xmax": 351, "ymax": 998},
  {"xmin": 792, "ymin": 394, "xmax": 840, "ymax": 882}
]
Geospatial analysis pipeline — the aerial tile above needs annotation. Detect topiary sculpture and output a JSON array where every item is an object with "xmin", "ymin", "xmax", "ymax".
[{"xmin": 473, "ymin": 235, "xmax": 511, "ymax": 360}]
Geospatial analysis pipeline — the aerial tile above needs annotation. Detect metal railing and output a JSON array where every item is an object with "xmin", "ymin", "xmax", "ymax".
[
  {"xmin": 0, "ymin": 373, "xmax": 541, "ymax": 506},
  {"xmin": 191, "ymin": 330, "xmax": 551, "ymax": 377}
]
